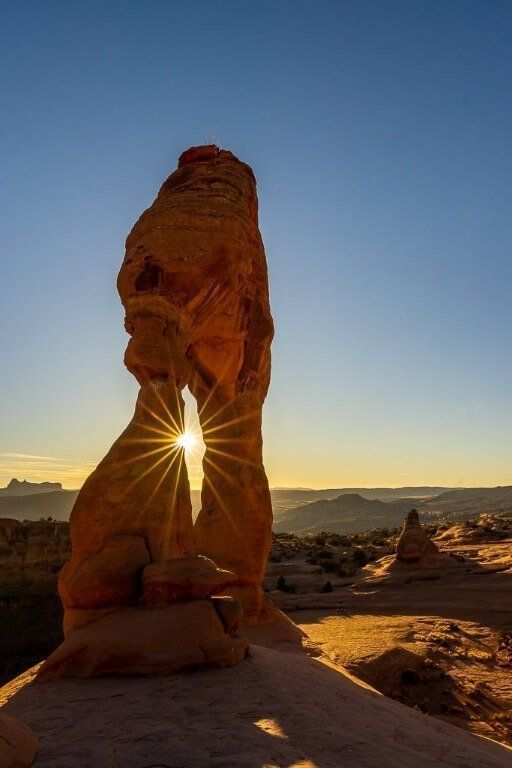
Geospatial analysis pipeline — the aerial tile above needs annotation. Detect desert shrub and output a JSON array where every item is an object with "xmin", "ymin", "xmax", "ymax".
[
  {"xmin": 321, "ymin": 560, "xmax": 340, "ymax": 574},
  {"xmin": 352, "ymin": 548, "xmax": 367, "ymax": 567},
  {"xmin": 276, "ymin": 575, "xmax": 295, "ymax": 593}
]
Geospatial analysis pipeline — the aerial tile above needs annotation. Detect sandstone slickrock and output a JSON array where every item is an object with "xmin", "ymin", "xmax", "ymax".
[
  {"xmin": 396, "ymin": 509, "xmax": 441, "ymax": 565},
  {"xmin": 0, "ymin": 712, "xmax": 38, "ymax": 768},
  {"xmin": 5, "ymin": 645, "xmax": 512, "ymax": 768},
  {"xmin": 37, "ymin": 600, "xmax": 247, "ymax": 681},
  {"xmin": 44, "ymin": 145, "xmax": 273, "ymax": 678}
]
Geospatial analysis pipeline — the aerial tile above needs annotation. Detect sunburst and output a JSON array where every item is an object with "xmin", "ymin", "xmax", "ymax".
[
  {"xmin": 116, "ymin": 381, "xmax": 260, "ymax": 512},
  {"xmin": 176, "ymin": 430, "xmax": 197, "ymax": 451}
]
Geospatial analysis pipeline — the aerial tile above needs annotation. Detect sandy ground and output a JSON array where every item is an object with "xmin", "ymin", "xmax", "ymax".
[
  {"xmin": 2, "ymin": 522, "xmax": 512, "ymax": 766},
  {"xmin": 268, "ymin": 530, "xmax": 512, "ymax": 746},
  {"xmin": 1, "ymin": 640, "xmax": 511, "ymax": 768}
]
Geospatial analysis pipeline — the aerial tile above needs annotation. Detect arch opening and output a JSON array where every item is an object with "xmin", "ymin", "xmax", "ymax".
[{"xmin": 181, "ymin": 386, "xmax": 205, "ymax": 521}]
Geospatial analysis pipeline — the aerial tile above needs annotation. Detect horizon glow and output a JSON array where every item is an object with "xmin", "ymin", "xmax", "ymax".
[{"xmin": 1, "ymin": 2, "xmax": 511, "ymax": 491}]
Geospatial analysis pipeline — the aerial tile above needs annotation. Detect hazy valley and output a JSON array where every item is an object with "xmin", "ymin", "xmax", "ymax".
[{"xmin": 3, "ymin": 479, "xmax": 512, "ymax": 536}]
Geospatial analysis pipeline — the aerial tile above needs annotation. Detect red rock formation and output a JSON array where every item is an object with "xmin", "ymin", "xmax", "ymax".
[
  {"xmin": 396, "ymin": 509, "xmax": 440, "ymax": 565},
  {"xmin": 37, "ymin": 598, "xmax": 247, "ymax": 681},
  {"xmin": 118, "ymin": 144, "xmax": 274, "ymax": 615},
  {"xmin": 43, "ymin": 146, "xmax": 272, "ymax": 678},
  {"xmin": 58, "ymin": 378, "xmax": 194, "ymax": 637}
]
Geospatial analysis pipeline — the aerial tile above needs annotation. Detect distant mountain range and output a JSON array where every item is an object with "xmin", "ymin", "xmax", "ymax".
[
  {"xmin": 270, "ymin": 486, "xmax": 455, "ymax": 519},
  {"xmin": 1, "ymin": 479, "xmax": 511, "ymax": 533},
  {"xmin": 275, "ymin": 486, "xmax": 512, "ymax": 534},
  {"xmin": 273, "ymin": 493, "xmax": 413, "ymax": 534},
  {"xmin": 0, "ymin": 489, "xmax": 79, "ymax": 522}
]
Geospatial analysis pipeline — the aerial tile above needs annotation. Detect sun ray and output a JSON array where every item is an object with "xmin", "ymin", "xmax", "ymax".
[
  {"xmin": 176, "ymin": 431, "xmax": 197, "ymax": 451},
  {"xmin": 199, "ymin": 398, "xmax": 233, "ymax": 432},
  {"xmin": 160, "ymin": 451, "xmax": 189, "ymax": 560},
  {"xmin": 201, "ymin": 471, "xmax": 240, "ymax": 536},
  {"xmin": 203, "ymin": 437, "xmax": 249, "ymax": 445},
  {"xmin": 202, "ymin": 409, "xmax": 259, "ymax": 437},
  {"xmin": 196, "ymin": 359, "xmax": 234, "ymax": 421},
  {"xmin": 113, "ymin": 442, "xmax": 180, "ymax": 471},
  {"xmin": 121, "ymin": 435, "xmax": 176, "ymax": 446},
  {"xmin": 140, "ymin": 399, "xmax": 182, "ymax": 438},
  {"xmin": 169, "ymin": 450, "xmax": 186, "ymax": 520},
  {"xmin": 120, "ymin": 445, "xmax": 179, "ymax": 498},
  {"xmin": 154, "ymin": 383, "xmax": 184, "ymax": 436},
  {"xmin": 142, "ymin": 446, "xmax": 182, "ymax": 512},
  {"xmin": 204, "ymin": 445, "xmax": 258, "ymax": 468},
  {"xmin": 131, "ymin": 420, "xmax": 181, "ymax": 440},
  {"xmin": 203, "ymin": 453, "xmax": 237, "ymax": 487}
]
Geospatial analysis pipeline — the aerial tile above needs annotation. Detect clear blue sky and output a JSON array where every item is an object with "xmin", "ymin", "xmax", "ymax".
[{"xmin": 1, "ymin": 1, "xmax": 511, "ymax": 489}]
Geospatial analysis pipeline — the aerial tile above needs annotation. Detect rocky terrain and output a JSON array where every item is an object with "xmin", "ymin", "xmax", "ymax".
[
  {"xmin": 267, "ymin": 514, "xmax": 512, "ymax": 747},
  {"xmin": 0, "ymin": 519, "xmax": 69, "ymax": 683},
  {"xmin": 1, "ymin": 510, "xmax": 512, "ymax": 751},
  {"xmin": 2, "ymin": 509, "xmax": 512, "ymax": 764},
  {"xmin": 2, "ymin": 639, "xmax": 511, "ymax": 768}
]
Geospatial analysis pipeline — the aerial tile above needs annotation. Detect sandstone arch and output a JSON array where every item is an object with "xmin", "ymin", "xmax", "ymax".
[{"xmin": 40, "ymin": 146, "xmax": 273, "ymax": 678}]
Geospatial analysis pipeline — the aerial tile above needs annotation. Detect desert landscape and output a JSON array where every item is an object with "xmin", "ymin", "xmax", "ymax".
[
  {"xmin": 3, "ymin": 3, "xmax": 512, "ymax": 766},
  {"xmin": 1, "ymin": 504, "xmax": 512, "ymax": 765}
]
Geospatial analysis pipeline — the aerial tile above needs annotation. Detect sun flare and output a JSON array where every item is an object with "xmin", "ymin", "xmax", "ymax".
[{"xmin": 176, "ymin": 430, "xmax": 197, "ymax": 451}]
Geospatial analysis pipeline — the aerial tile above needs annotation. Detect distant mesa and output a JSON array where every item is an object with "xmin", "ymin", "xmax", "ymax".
[{"xmin": 0, "ymin": 478, "xmax": 63, "ymax": 497}]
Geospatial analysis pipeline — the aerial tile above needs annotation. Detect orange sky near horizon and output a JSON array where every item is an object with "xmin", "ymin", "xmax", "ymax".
[{"xmin": 2, "ymin": 388, "xmax": 510, "ymax": 492}]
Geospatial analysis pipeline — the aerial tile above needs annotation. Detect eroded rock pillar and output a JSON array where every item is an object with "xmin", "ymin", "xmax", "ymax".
[
  {"xmin": 41, "ymin": 145, "xmax": 271, "ymax": 679},
  {"xmin": 59, "ymin": 378, "xmax": 193, "ymax": 635},
  {"xmin": 192, "ymin": 388, "xmax": 272, "ymax": 617}
]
